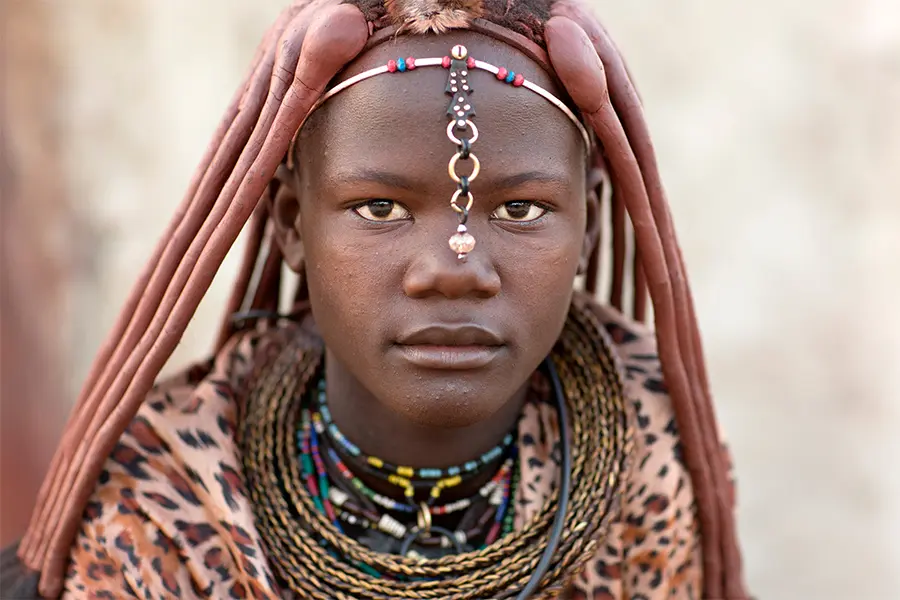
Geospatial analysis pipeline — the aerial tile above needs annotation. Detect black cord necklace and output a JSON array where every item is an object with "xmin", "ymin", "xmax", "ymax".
[{"xmin": 515, "ymin": 357, "xmax": 572, "ymax": 600}]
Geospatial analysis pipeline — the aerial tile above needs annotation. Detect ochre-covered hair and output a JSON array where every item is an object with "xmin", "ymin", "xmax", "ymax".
[{"xmin": 15, "ymin": 0, "xmax": 747, "ymax": 597}]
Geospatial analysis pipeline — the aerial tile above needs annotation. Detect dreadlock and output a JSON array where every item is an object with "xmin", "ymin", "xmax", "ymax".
[{"xmin": 13, "ymin": 1, "xmax": 747, "ymax": 597}]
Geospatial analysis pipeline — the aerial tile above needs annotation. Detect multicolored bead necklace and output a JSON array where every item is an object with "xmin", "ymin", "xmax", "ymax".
[
  {"xmin": 317, "ymin": 378, "xmax": 514, "ymax": 484},
  {"xmin": 297, "ymin": 405, "xmax": 518, "ymax": 557}
]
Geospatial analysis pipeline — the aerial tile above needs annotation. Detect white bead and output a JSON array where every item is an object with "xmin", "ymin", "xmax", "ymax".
[
  {"xmin": 329, "ymin": 487, "xmax": 349, "ymax": 507},
  {"xmin": 378, "ymin": 514, "xmax": 407, "ymax": 539},
  {"xmin": 449, "ymin": 232, "xmax": 476, "ymax": 254}
]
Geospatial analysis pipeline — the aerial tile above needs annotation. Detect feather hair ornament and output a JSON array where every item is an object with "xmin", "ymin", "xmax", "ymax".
[{"xmin": 385, "ymin": 0, "xmax": 485, "ymax": 33}]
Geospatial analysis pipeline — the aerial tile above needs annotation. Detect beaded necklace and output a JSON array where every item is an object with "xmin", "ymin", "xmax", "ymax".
[
  {"xmin": 298, "ymin": 404, "xmax": 519, "ymax": 556},
  {"xmin": 238, "ymin": 301, "xmax": 633, "ymax": 598},
  {"xmin": 318, "ymin": 378, "xmax": 515, "ymax": 482}
]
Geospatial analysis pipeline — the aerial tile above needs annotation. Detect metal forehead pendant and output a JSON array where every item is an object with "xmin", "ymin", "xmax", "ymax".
[{"xmin": 444, "ymin": 45, "xmax": 479, "ymax": 261}]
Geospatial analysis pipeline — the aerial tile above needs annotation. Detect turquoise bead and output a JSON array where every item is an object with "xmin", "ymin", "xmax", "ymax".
[
  {"xmin": 397, "ymin": 57, "xmax": 407, "ymax": 72},
  {"xmin": 505, "ymin": 71, "xmax": 515, "ymax": 84}
]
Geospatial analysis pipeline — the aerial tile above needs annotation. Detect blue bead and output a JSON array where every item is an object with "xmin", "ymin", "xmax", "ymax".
[
  {"xmin": 482, "ymin": 447, "xmax": 502, "ymax": 462},
  {"xmin": 447, "ymin": 466, "xmax": 461, "ymax": 477},
  {"xmin": 505, "ymin": 71, "xmax": 515, "ymax": 84},
  {"xmin": 397, "ymin": 58, "xmax": 407, "ymax": 72}
]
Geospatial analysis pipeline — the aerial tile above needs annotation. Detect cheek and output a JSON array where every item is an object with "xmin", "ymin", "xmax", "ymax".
[
  {"xmin": 302, "ymin": 217, "xmax": 402, "ymax": 351},
  {"xmin": 495, "ymin": 222, "xmax": 584, "ymax": 346}
]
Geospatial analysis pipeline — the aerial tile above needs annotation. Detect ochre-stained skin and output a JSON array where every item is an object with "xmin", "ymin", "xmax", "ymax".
[{"xmin": 16, "ymin": 1, "xmax": 747, "ymax": 598}]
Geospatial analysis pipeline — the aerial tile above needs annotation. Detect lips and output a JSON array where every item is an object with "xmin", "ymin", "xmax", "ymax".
[
  {"xmin": 396, "ymin": 324, "xmax": 504, "ymax": 347},
  {"xmin": 393, "ymin": 325, "xmax": 505, "ymax": 370}
]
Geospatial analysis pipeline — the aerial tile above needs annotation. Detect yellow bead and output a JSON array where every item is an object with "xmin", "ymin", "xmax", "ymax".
[
  {"xmin": 367, "ymin": 456, "xmax": 384, "ymax": 469},
  {"xmin": 397, "ymin": 466, "xmax": 414, "ymax": 478},
  {"xmin": 389, "ymin": 474, "xmax": 410, "ymax": 488},
  {"xmin": 439, "ymin": 475, "xmax": 462, "ymax": 489}
]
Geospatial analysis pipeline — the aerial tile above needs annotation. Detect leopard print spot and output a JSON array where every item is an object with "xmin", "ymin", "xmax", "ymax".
[
  {"xmin": 110, "ymin": 443, "xmax": 150, "ymax": 479},
  {"xmin": 643, "ymin": 493, "xmax": 670, "ymax": 514},
  {"xmin": 129, "ymin": 417, "xmax": 169, "ymax": 455}
]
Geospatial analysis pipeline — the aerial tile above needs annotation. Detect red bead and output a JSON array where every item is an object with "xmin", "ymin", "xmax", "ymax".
[
  {"xmin": 496, "ymin": 67, "xmax": 508, "ymax": 80},
  {"xmin": 512, "ymin": 73, "xmax": 525, "ymax": 87},
  {"xmin": 324, "ymin": 500, "xmax": 337, "ymax": 522},
  {"xmin": 485, "ymin": 522, "xmax": 502, "ymax": 545},
  {"xmin": 406, "ymin": 57, "xmax": 416, "ymax": 70},
  {"xmin": 466, "ymin": 56, "xmax": 476, "ymax": 69},
  {"xmin": 442, "ymin": 56, "xmax": 451, "ymax": 68},
  {"xmin": 387, "ymin": 59, "xmax": 397, "ymax": 72}
]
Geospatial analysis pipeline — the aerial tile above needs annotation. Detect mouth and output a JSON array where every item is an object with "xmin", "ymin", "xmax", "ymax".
[{"xmin": 393, "ymin": 325, "xmax": 505, "ymax": 370}]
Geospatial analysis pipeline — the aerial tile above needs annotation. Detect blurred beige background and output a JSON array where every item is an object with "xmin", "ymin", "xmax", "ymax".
[{"xmin": 3, "ymin": 1, "xmax": 899, "ymax": 598}]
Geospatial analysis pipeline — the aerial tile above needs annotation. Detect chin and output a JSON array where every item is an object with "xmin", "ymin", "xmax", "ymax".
[{"xmin": 388, "ymin": 384, "xmax": 503, "ymax": 429}]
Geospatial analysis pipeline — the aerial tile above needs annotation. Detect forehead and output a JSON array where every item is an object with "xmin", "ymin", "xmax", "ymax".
[{"xmin": 296, "ymin": 31, "xmax": 584, "ymax": 182}]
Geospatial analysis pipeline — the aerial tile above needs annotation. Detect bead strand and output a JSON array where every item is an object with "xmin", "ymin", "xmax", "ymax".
[{"xmin": 318, "ymin": 378, "xmax": 514, "ymax": 481}]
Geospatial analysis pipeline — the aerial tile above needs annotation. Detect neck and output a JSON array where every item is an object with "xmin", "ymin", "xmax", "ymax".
[{"xmin": 322, "ymin": 349, "xmax": 528, "ymax": 490}]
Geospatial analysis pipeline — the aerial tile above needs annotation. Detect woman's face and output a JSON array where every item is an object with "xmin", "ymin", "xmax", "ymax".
[{"xmin": 276, "ymin": 31, "xmax": 591, "ymax": 428}]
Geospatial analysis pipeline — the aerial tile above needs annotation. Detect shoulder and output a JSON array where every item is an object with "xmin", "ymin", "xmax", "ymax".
[
  {"xmin": 580, "ymin": 297, "xmax": 704, "ymax": 596},
  {"xmin": 63, "ymin": 327, "xmax": 281, "ymax": 598}
]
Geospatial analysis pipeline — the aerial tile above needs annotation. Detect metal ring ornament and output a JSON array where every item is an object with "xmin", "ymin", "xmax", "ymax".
[
  {"xmin": 399, "ymin": 525, "xmax": 464, "ymax": 557},
  {"xmin": 448, "ymin": 152, "xmax": 481, "ymax": 184},
  {"xmin": 416, "ymin": 502, "xmax": 433, "ymax": 534},
  {"xmin": 450, "ymin": 189, "xmax": 475, "ymax": 214},
  {"xmin": 446, "ymin": 119, "xmax": 479, "ymax": 145}
]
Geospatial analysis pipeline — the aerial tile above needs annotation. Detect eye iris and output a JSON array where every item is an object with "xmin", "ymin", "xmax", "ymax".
[
  {"xmin": 368, "ymin": 200, "xmax": 394, "ymax": 218},
  {"xmin": 506, "ymin": 202, "xmax": 531, "ymax": 220}
]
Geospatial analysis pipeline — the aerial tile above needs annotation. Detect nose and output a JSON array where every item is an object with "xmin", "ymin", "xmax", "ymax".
[{"xmin": 402, "ymin": 229, "xmax": 501, "ymax": 300}]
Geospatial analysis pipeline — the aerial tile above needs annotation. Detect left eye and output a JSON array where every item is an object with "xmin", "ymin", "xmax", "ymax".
[
  {"xmin": 353, "ymin": 200, "xmax": 411, "ymax": 222},
  {"xmin": 491, "ymin": 201, "xmax": 549, "ymax": 222}
]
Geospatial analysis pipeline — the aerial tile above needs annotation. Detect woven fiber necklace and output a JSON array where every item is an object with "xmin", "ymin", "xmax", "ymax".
[{"xmin": 238, "ymin": 299, "xmax": 632, "ymax": 599}]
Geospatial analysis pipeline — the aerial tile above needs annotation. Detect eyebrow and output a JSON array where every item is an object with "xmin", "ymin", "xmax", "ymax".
[
  {"xmin": 331, "ymin": 168, "xmax": 421, "ymax": 191},
  {"xmin": 494, "ymin": 171, "xmax": 571, "ymax": 189}
]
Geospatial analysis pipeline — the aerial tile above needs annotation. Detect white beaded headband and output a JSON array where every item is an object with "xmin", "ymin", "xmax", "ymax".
[{"xmin": 294, "ymin": 44, "xmax": 591, "ymax": 261}]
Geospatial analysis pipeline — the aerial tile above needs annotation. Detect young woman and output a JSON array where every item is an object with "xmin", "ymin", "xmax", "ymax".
[{"xmin": 4, "ymin": 0, "xmax": 749, "ymax": 597}]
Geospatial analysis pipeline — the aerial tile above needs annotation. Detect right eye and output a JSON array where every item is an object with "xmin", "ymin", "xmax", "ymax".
[{"xmin": 352, "ymin": 200, "xmax": 411, "ymax": 222}]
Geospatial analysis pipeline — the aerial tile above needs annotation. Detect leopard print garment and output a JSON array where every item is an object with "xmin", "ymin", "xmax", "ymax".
[{"xmin": 62, "ymin": 300, "xmax": 723, "ymax": 599}]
